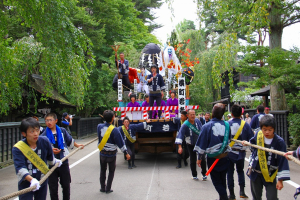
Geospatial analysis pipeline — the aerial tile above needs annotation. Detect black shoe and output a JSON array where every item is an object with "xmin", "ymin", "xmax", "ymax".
[
  {"xmin": 128, "ymin": 165, "xmax": 133, "ymax": 169},
  {"xmin": 106, "ymin": 190, "xmax": 113, "ymax": 194},
  {"xmin": 176, "ymin": 165, "xmax": 181, "ymax": 169},
  {"xmin": 228, "ymin": 194, "xmax": 236, "ymax": 200},
  {"xmin": 184, "ymin": 160, "xmax": 188, "ymax": 166},
  {"xmin": 100, "ymin": 189, "xmax": 105, "ymax": 193},
  {"xmin": 240, "ymin": 189, "xmax": 248, "ymax": 198},
  {"xmin": 132, "ymin": 164, "xmax": 137, "ymax": 168}
]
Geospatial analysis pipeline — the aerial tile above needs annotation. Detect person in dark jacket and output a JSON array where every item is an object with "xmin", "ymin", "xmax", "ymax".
[{"xmin": 147, "ymin": 64, "xmax": 165, "ymax": 119}]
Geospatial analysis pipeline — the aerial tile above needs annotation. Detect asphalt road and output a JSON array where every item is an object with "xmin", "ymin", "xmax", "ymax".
[{"xmin": 0, "ymin": 136, "xmax": 299, "ymax": 200}]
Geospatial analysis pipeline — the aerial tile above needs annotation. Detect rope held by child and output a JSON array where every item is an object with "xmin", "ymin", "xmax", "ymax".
[{"xmin": 0, "ymin": 137, "xmax": 98, "ymax": 200}]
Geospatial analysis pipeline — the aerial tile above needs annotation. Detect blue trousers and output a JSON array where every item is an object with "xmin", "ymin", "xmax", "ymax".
[
  {"xmin": 19, "ymin": 180, "xmax": 48, "ymax": 200},
  {"xmin": 227, "ymin": 157, "xmax": 246, "ymax": 189}
]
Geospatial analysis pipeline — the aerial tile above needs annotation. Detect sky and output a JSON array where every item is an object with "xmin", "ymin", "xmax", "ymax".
[{"xmin": 152, "ymin": 0, "xmax": 300, "ymax": 50}]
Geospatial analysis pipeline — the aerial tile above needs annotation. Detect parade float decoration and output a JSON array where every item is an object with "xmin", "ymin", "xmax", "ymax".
[{"xmin": 110, "ymin": 39, "xmax": 200, "ymax": 154}]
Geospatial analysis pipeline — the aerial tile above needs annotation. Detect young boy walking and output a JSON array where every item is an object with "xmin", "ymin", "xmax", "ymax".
[
  {"xmin": 244, "ymin": 115, "xmax": 290, "ymax": 200},
  {"xmin": 12, "ymin": 117, "xmax": 62, "ymax": 200},
  {"xmin": 41, "ymin": 113, "xmax": 84, "ymax": 200},
  {"xmin": 98, "ymin": 110, "xmax": 130, "ymax": 193}
]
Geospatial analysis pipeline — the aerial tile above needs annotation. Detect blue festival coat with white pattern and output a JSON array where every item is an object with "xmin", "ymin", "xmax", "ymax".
[
  {"xmin": 147, "ymin": 73, "xmax": 165, "ymax": 96},
  {"xmin": 228, "ymin": 118, "xmax": 253, "ymax": 161},
  {"xmin": 250, "ymin": 113, "xmax": 265, "ymax": 130},
  {"xmin": 193, "ymin": 118, "xmax": 232, "ymax": 171},
  {"xmin": 12, "ymin": 136, "xmax": 57, "ymax": 187},
  {"xmin": 97, "ymin": 123, "xmax": 127, "ymax": 157},
  {"xmin": 118, "ymin": 122, "xmax": 147, "ymax": 145},
  {"xmin": 175, "ymin": 118, "xmax": 202, "ymax": 146},
  {"xmin": 248, "ymin": 133, "xmax": 290, "ymax": 183},
  {"xmin": 41, "ymin": 127, "xmax": 74, "ymax": 164}
]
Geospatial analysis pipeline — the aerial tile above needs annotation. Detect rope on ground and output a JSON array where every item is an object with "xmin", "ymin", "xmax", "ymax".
[
  {"xmin": 0, "ymin": 137, "xmax": 98, "ymax": 200},
  {"xmin": 232, "ymin": 139, "xmax": 300, "ymax": 166}
]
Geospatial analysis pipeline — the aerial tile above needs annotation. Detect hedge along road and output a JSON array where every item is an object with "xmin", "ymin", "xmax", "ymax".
[{"xmin": 0, "ymin": 136, "xmax": 299, "ymax": 200}]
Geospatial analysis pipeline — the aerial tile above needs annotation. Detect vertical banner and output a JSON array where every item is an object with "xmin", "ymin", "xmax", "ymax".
[
  {"xmin": 134, "ymin": 79, "xmax": 138, "ymax": 96},
  {"xmin": 118, "ymin": 79, "xmax": 122, "ymax": 101},
  {"xmin": 178, "ymin": 78, "xmax": 186, "ymax": 113},
  {"xmin": 165, "ymin": 79, "xmax": 169, "ymax": 99}
]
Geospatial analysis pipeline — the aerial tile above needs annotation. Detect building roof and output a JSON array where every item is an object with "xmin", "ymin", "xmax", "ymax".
[
  {"xmin": 29, "ymin": 74, "xmax": 75, "ymax": 107},
  {"xmin": 250, "ymin": 86, "xmax": 270, "ymax": 97},
  {"xmin": 210, "ymin": 98, "xmax": 229, "ymax": 105}
]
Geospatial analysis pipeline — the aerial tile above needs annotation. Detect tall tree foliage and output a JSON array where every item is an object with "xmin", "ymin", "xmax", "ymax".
[
  {"xmin": 0, "ymin": 0, "xmax": 93, "ymax": 115},
  {"xmin": 196, "ymin": 0, "xmax": 300, "ymax": 110},
  {"xmin": 133, "ymin": 0, "xmax": 163, "ymax": 32}
]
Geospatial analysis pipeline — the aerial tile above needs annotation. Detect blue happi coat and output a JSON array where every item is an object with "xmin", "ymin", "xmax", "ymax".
[
  {"xmin": 250, "ymin": 113, "xmax": 265, "ymax": 130},
  {"xmin": 248, "ymin": 133, "xmax": 290, "ymax": 183},
  {"xmin": 175, "ymin": 118, "xmax": 202, "ymax": 146},
  {"xmin": 12, "ymin": 136, "xmax": 57, "ymax": 188},
  {"xmin": 97, "ymin": 123, "xmax": 127, "ymax": 157},
  {"xmin": 193, "ymin": 118, "xmax": 231, "ymax": 171},
  {"xmin": 118, "ymin": 122, "xmax": 147, "ymax": 145},
  {"xmin": 228, "ymin": 118, "xmax": 253, "ymax": 161},
  {"xmin": 147, "ymin": 73, "xmax": 165, "ymax": 96},
  {"xmin": 41, "ymin": 127, "xmax": 74, "ymax": 164},
  {"xmin": 118, "ymin": 59, "xmax": 129, "ymax": 75}
]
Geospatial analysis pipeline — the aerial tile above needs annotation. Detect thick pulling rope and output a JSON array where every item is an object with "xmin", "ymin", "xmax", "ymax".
[
  {"xmin": 0, "ymin": 137, "xmax": 98, "ymax": 200},
  {"xmin": 232, "ymin": 139, "xmax": 300, "ymax": 166}
]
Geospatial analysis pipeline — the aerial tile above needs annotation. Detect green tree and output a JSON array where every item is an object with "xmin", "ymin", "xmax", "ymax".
[
  {"xmin": 0, "ymin": 0, "xmax": 93, "ymax": 115},
  {"xmin": 196, "ymin": 0, "xmax": 300, "ymax": 110},
  {"xmin": 133, "ymin": 0, "xmax": 163, "ymax": 32},
  {"xmin": 176, "ymin": 19, "xmax": 196, "ymax": 33}
]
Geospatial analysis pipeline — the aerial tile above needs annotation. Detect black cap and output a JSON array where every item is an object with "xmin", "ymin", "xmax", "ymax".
[{"xmin": 62, "ymin": 112, "xmax": 68, "ymax": 118}]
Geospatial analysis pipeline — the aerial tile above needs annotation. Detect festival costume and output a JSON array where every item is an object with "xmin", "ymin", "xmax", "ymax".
[
  {"xmin": 166, "ymin": 97, "xmax": 178, "ymax": 118},
  {"xmin": 175, "ymin": 118, "xmax": 206, "ymax": 178},
  {"xmin": 12, "ymin": 136, "xmax": 58, "ymax": 200},
  {"xmin": 61, "ymin": 118, "xmax": 71, "ymax": 135},
  {"xmin": 118, "ymin": 122, "xmax": 147, "ymax": 168},
  {"xmin": 41, "ymin": 126, "xmax": 74, "ymax": 200},
  {"xmin": 118, "ymin": 59, "xmax": 131, "ymax": 89},
  {"xmin": 193, "ymin": 118, "xmax": 232, "ymax": 200},
  {"xmin": 97, "ymin": 123, "xmax": 128, "ymax": 192},
  {"xmin": 137, "ymin": 72, "xmax": 149, "ymax": 94},
  {"xmin": 174, "ymin": 118, "xmax": 189, "ymax": 168},
  {"xmin": 250, "ymin": 113, "xmax": 265, "ymax": 132},
  {"xmin": 142, "ymin": 101, "xmax": 149, "ymax": 107},
  {"xmin": 227, "ymin": 118, "xmax": 253, "ymax": 198},
  {"xmin": 127, "ymin": 101, "xmax": 140, "ymax": 107},
  {"xmin": 152, "ymin": 100, "xmax": 166, "ymax": 119},
  {"xmin": 200, "ymin": 118, "xmax": 210, "ymax": 126},
  {"xmin": 247, "ymin": 132, "xmax": 290, "ymax": 200},
  {"xmin": 147, "ymin": 73, "xmax": 165, "ymax": 119}
]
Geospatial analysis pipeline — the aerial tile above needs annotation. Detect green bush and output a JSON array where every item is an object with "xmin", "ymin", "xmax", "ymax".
[{"xmin": 288, "ymin": 113, "xmax": 300, "ymax": 146}]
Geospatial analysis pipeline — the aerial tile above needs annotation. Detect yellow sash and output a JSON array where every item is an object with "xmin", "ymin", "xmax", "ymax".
[
  {"xmin": 98, "ymin": 125, "xmax": 115, "ymax": 151},
  {"xmin": 229, "ymin": 120, "xmax": 246, "ymax": 147},
  {"xmin": 257, "ymin": 130, "xmax": 278, "ymax": 182},
  {"xmin": 14, "ymin": 141, "xmax": 49, "ymax": 175},
  {"xmin": 122, "ymin": 125, "xmax": 136, "ymax": 143}
]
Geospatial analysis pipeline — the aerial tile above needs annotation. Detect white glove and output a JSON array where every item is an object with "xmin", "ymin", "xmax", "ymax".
[
  {"xmin": 69, "ymin": 115, "xmax": 73, "ymax": 119},
  {"xmin": 56, "ymin": 159, "xmax": 63, "ymax": 167},
  {"xmin": 30, "ymin": 178, "xmax": 40, "ymax": 191}
]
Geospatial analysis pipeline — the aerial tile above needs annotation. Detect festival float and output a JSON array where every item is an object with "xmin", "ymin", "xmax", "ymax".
[{"xmin": 111, "ymin": 42, "xmax": 199, "ymax": 153}]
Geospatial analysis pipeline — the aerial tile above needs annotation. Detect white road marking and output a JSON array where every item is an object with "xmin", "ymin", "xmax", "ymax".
[
  {"xmin": 146, "ymin": 156, "xmax": 157, "ymax": 200},
  {"xmin": 245, "ymin": 157, "xmax": 299, "ymax": 188},
  {"xmin": 69, "ymin": 149, "xmax": 98, "ymax": 169}
]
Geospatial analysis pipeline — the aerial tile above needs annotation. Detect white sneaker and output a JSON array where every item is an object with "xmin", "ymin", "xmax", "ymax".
[
  {"xmin": 202, "ymin": 175, "xmax": 207, "ymax": 181},
  {"xmin": 192, "ymin": 177, "xmax": 199, "ymax": 180}
]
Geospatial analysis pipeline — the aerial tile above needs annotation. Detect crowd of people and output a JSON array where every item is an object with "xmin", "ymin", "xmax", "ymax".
[
  {"xmin": 9, "ymin": 53, "xmax": 297, "ymax": 200},
  {"xmin": 11, "ymin": 102, "xmax": 299, "ymax": 200}
]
